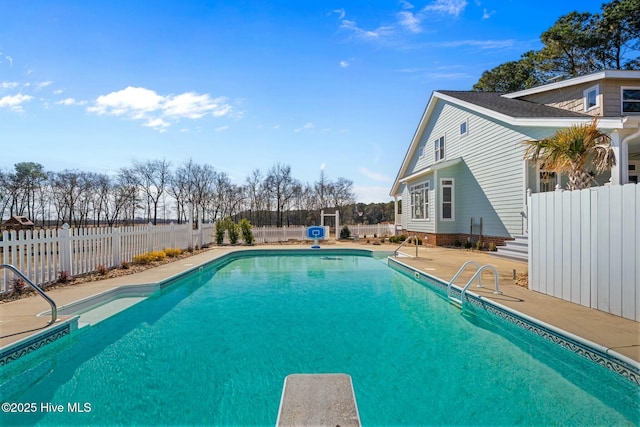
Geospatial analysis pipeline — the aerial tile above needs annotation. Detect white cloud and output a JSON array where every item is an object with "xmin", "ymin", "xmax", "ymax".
[
  {"xmin": 5, "ymin": 56, "xmax": 13, "ymax": 66},
  {"xmin": 359, "ymin": 167, "xmax": 391, "ymax": 182},
  {"xmin": 88, "ymin": 86, "xmax": 163, "ymax": 116},
  {"xmin": 55, "ymin": 97, "xmax": 85, "ymax": 106},
  {"xmin": 333, "ymin": 8, "xmax": 346, "ymax": 20},
  {"xmin": 0, "ymin": 93, "xmax": 33, "ymax": 112},
  {"xmin": 340, "ymin": 60, "xmax": 350, "ymax": 68},
  {"xmin": 340, "ymin": 19, "xmax": 394, "ymax": 40},
  {"xmin": 143, "ymin": 117, "xmax": 170, "ymax": 132},
  {"xmin": 86, "ymin": 86, "xmax": 233, "ymax": 131},
  {"xmin": 399, "ymin": 0, "xmax": 414, "ymax": 9},
  {"xmin": 53, "ymin": 89, "xmax": 63, "ymax": 95},
  {"xmin": 397, "ymin": 11, "xmax": 422, "ymax": 33},
  {"xmin": 35, "ymin": 81, "xmax": 53, "ymax": 89},
  {"xmin": 294, "ymin": 122, "xmax": 314, "ymax": 132},
  {"xmin": 1, "ymin": 81, "xmax": 19, "ymax": 90},
  {"xmin": 215, "ymin": 125, "xmax": 229, "ymax": 132},
  {"xmin": 482, "ymin": 8, "xmax": 495, "ymax": 19},
  {"xmin": 423, "ymin": 0, "xmax": 468, "ymax": 18}
]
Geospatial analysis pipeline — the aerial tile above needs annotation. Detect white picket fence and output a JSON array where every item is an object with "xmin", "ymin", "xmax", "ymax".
[
  {"xmin": 250, "ymin": 223, "xmax": 394, "ymax": 243},
  {"xmin": 529, "ymin": 183, "xmax": 639, "ymax": 321},
  {"xmin": 347, "ymin": 223, "xmax": 395, "ymax": 237},
  {"xmin": 251, "ymin": 226, "xmax": 324, "ymax": 243},
  {"xmin": 1, "ymin": 222, "xmax": 214, "ymax": 292}
]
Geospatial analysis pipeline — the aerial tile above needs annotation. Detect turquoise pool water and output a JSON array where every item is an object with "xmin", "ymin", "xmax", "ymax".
[{"xmin": 1, "ymin": 253, "xmax": 638, "ymax": 426}]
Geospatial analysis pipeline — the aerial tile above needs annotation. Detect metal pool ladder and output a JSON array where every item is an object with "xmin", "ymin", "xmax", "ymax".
[
  {"xmin": 446, "ymin": 261, "xmax": 501, "ymax": 308},
  {"xmin": 1, "ymin": 264, "xmax": 58, "ymax": 324}
]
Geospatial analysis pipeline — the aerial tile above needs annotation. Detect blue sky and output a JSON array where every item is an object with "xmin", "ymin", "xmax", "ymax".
[{"xmin": 1, "ymin": 0, "xmax": 607, "ymax": 203}]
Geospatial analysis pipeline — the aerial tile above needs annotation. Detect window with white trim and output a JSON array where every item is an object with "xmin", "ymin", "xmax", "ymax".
[
  {"xmin": 459, "ymin": 120, "xmax": 468, "ymax": 136},
  {"xmin": 418, "ymin": 144, "xmax": 425, "ymax": 158},
  {"xmin": 440, "ymin": 179, "xmax": 454, "ymax": 221},
  {"xmin": 434, "ymin": 136, "xmax": 445, "ymax": 161},
  {"xmin": 410, "ymin": 182, "xmax": 429, "ymax": 220},
  {"xmin": 622, "ymin": 87, "xmax": 640, "ymax": 113},
  {"xmin": 583, "ymin": 85, "xmax": 599, "ymax": 111}
]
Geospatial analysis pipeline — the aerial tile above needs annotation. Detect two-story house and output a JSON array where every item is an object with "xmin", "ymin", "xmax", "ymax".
[{"xmin": 390, "ymin": 70, "xmax": 640, "ymax": 247}]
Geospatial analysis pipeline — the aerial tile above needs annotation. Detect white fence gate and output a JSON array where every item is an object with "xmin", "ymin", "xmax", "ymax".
[
  {"xmin": 1, "ymin": 222, "xmax": 214, "ymax": 292},
  {"xmin": 529, "ymin": 183, "xmax": 639, "ymax": 321}
]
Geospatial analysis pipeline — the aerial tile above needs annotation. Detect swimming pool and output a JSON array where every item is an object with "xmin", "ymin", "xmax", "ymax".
[{"xmin": 1, "ymin": 250, "xmax": 638, "ymax": 426}]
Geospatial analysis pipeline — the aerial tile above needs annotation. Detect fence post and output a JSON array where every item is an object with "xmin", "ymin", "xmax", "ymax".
[
  {"xmin": 147, "ymin": 222, "xmax": 154, "ymax": 252},
  {"xmin": 60, "ymin": 223, "xmax": 72, "ymax": 276},
  {"xmin": 113, "ymin": 227, "xmax": 121, "ymax": 267}
]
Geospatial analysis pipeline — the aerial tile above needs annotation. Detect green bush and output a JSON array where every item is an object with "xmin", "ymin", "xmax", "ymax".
[
  {"xmin": 215, "ymin": 219, "xmax": 226, "ymax": 244},
  {"xmin": 488, "ymin": 242, "xmax": 497, "ymax": 252},
  {"xmin": 475, "ymin": 240, "xmax": 484, "ymax": 251},
  {"xmin": 228, "ymin": 221, "xmax": 240, "ymax": 245},
  {"xmin": 164, "ymin": 248, "xmax": 183, "ymax": 257},
  {"xmin": 239, "ymin": 219, "xmax": 254, "ymax": 245},
  {"xmin": 340, "ymin": 225, "xmax": 351, "ymax": 239},
  {"xmin": 464, "ymin": 240, "xmax": 473, "ymax": 249}
]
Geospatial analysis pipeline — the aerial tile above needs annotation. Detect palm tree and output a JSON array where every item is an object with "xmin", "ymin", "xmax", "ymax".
[{"xmin": 523, "ymin": 118, "xmax": 616, "ymax": 190}]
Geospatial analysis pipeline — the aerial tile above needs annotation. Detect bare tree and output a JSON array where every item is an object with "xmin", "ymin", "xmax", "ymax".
[
  {"xmin": 265, "ymin": 163, "xmax": 300, "ymax": 227},
  {"xmin": 131, "ymin": 159, "xmax": 172, "ymax": 225}
]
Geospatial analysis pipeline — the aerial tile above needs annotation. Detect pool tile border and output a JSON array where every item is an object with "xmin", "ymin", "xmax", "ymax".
[
  {"xmin": 388, "ymin": 257, "xmax": 640, "ymax": 387},
  {"xmin": 0, "ymin": 321, "xmax": 73, "ymax": 366}
]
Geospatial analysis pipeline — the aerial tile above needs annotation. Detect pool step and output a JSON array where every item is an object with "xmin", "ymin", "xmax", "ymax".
[
  {"xmin": 276, "ymin": 374, "xmax": 361, "ymax": 427},
  {"xmin": 449, "ymin": 297, "xmax": 462, "ymax": 308}
]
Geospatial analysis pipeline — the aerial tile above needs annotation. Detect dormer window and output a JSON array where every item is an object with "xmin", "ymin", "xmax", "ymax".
[
  {"xmin": 583, "ymin": 85, "xmax": 599, "ymax": 111},
  {"xmin": 622, "ymin": 87, "xmax": 640, "ymax": 113},
  {"xmin": 459, "ymin": 120, "xmax": 468, "ymax": 136}
]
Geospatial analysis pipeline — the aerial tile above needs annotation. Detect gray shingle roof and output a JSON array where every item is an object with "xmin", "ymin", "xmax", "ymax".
[{"xmin": 437, "ymin": 91, "xmax": 590, "ymax": 119}]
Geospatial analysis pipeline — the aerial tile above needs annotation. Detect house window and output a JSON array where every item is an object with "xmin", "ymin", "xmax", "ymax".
[
  {"xmin": 622, "ymin": 87, "xmax": 640, "ymax": 113},
  {"xmin": 434, "ymin": 136, "xmax": 445, "ymax": 161},
  {"xmin": 459, "ymin": 121, "xmax": 468, "ymax": 136},
  {"xmin": 410, "ymin": 182, "xmax": 429, "ymax": 220},
  {"xmin": 440, "ymin": 179, "xmax": 454, "ymax": 221},
  {"xmin": 539, "ymin": 171, "xmax": 557, "ymax": 192},
  {"xmin": 418, "ymin": 144, "xmax": 425, "ymax": 158},
  {"xmin": 583, "ymin": 85, "xmax": 599, "ymax": 111}
]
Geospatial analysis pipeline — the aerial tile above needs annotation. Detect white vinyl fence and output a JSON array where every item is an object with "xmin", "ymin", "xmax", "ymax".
[
  {"xmin": 252, "ymin": 226, "xmax": 329, "ymax": 243},
  {"xmin": 347, "ymin": 223, "xmax": 395, "ymax": 238},
  {"xmin": 529, "ymin": 183, "xmax": 639, "ymax": 321},
  {"xmin": 1, "ymin": 222, "xmax": 214, "ymax": 292}
]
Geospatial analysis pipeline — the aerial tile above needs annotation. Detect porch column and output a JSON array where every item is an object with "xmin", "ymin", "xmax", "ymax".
[
  {"xmin": 610, "ymin": 130, "xmax": 622, "ymax": 185},
  {"xmin": 394, "ymin": 196, "xmax": 399, "ymax": 226}
]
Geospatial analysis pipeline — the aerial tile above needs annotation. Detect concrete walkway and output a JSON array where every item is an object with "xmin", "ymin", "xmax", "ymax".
[{"xmin": 1, "ymin": 242, "xmax": 638, "ymax": 363}]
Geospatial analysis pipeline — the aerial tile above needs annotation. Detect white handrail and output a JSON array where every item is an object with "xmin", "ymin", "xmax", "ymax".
[
  {"xmin": 446, "ymin": 260, "xmax": 481, "ymax": 299},
  {"xmin": 460, "ymin": 265, "xmax": 502, "ymax": 304},
  {"xmin": 394, "ymin": 235, "xmax": 418, "ymax": 257}
]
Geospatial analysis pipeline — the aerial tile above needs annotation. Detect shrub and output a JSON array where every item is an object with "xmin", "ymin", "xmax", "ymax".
[
  {"xmin": 488, "ymin": 242, "xmax": 497, "ymax": 252},
  {"xmin": 96, "ymin": 264, "xmax": 108, "ymax": 275},
  {"xmin": 57, "ymin": 271, "xmax": 72, "ymax": 283},
  {"xmin": 215, "ymin": 220, "xmax": 226, "ymax": 245},
  {"xmin": 164, "ymin": 248, "xmax": 183, "ymax": 257},
  {"xmin": 10, "ymin": 278, "xmax": 28, "ymax": 295},
  {"xmin": 228, "ymin": 222, "xmax": 240, "ymax": 245},
  {"xmin": 340, "ymin": 226, "xmax": 351, "ymax": 239},
  {"xmin": 475, "ymin": 240, "xmax": 484, "ymax": 251},
  {"xmin": 464, "ymin": 240, "xmax": 473, "ymax": 249},
  {"xmin": 120, "ymin": 261, "xmax": 131, "ymax": 270},
  {"xmin": 133, "ymin": 250, "xmax": 167, "ymax": 265},
  {"xmin": 454, "ymin": 239, "xmax": 462, "ymax": 247},
  {"xmin": 239, "ymin": 219, "xmax": 254, "ymax": 245}
]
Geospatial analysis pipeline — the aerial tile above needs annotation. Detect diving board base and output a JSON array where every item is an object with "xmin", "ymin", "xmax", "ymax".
[{"xmin": 276, "ymin": 374, "xmax": 361, "ymax": 427}]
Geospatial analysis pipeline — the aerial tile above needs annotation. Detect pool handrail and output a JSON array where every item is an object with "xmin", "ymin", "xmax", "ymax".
[
  {"xmin": 394, "ymin": 234, "xmax": 418, "ymax": 257},
  {"xmin": 1, "ymin": 263, "xmax": 57, "ymax": 324},
  {"xmin": 447, "ymin": 260, "xmax": 482, "ymax": 303},
  {"xmin": 448, "ymin": 261, "xmax": 501, "ymax": 307}
]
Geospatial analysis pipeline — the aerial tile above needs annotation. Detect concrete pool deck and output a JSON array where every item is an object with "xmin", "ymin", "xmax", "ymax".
[{"xmin": 1, "ymin": 242, "xmax": 639, "ymax": 364}]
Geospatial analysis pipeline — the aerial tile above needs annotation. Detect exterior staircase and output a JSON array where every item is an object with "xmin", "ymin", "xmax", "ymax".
[{"xmin": 492, "ymin": 235, "xmax": 528, "ymax": 262}]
